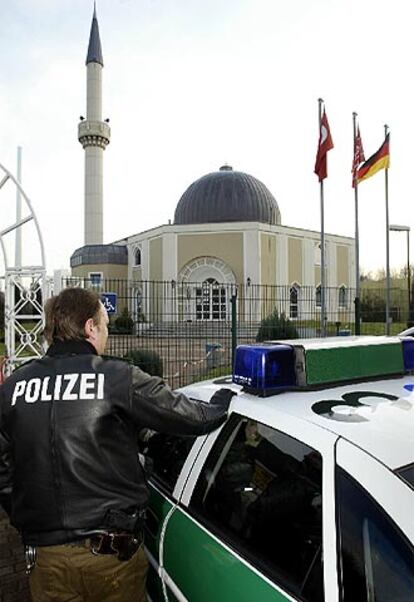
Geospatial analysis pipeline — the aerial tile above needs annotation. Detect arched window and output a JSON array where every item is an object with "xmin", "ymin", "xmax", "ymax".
[
  {"xmin": 290, "ymin": 286, "xmax": 299, "ymax": 319},
  {"xmin": 316, "ymin": 285, "xmax": 321, "ymax": 307},
  {"xmin": 195, "ymin": 278, "xmax": 227, "ymax": 321},
  {"xmin": 134, "ymin": 247, "xmax": 142, "ymax": 266},
  {"xmin": 339, "ymin": 285, "xmax": 347, "ymax": 308}
]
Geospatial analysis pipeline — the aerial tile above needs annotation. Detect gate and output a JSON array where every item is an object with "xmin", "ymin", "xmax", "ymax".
[{"xmin": 0, "ymin": 161, "xmax": 47, "ymax": 374}]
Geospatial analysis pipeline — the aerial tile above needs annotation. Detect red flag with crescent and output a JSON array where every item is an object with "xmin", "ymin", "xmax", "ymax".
[{"xmin": 314, "ymin": 110, "xmax": 334, "ymax": 181}]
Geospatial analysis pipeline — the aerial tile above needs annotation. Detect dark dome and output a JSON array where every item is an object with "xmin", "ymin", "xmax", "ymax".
[
  {"xmin": 70, "ymin": 244, "xmax": 127, "ymax": 268},
  {"xmin": 174, "ymin": 165, "xmax": 281, "ymax": 226}
]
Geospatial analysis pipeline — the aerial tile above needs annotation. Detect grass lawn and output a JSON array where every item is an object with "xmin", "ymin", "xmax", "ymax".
[
  {"xmin": 286, "ymin": 319, "xmax": 408, "ymax": 337},
  {"xmin": 360, "ymin": 322, "xmax": 407, "ymax": 336}
]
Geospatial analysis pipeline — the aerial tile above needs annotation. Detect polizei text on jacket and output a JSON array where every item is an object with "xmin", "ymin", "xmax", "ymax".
[{"xmin": 11, "ymin": 373, "xmax": 105, "ymax": 405}]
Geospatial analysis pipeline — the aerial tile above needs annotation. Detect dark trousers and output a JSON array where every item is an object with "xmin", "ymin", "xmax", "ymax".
[{"xmin": 29, "ymin": 542, "xmax": 148, "ymax": 602}]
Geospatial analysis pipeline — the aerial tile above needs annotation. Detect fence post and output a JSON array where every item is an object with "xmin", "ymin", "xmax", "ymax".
[
  {"xmin": 354, "ymin": 296, "xmax": 361, "ymax": 335},
  {"xmin": 231, "ymin": 292, "xmax": 237, "ymax": 370}
]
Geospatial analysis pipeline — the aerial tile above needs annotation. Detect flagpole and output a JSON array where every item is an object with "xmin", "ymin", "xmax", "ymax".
[
  {"xmin": 353, "ymin": 113, "xmax": 361, "ymax": 335},
  {"xmin": 319, "ymin": 98, "xmax": 327, "ymax": 337},
  {"xmin": 384, "ymin": 124, "xmax": 391, "ymax": 335}
]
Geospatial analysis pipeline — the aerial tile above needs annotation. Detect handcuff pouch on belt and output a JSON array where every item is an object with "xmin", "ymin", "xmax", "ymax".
[
  {"xmin": 90, "ymin": 532, "xmax": 143, "ymax": 561},
  {"xmin": 24, "ymin": 509, "xmax": 145, "ymax": 569},
  {"xmin": 92, "ymin": 508, "xmax": 146, "ymax": 561}
]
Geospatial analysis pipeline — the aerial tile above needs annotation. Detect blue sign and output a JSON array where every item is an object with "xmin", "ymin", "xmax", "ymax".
[{"xmin": 101, "ymin": 292, "xmax": 117, "ymax": 315}]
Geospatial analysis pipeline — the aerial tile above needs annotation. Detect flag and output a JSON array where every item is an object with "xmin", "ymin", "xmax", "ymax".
[
  {"xmin": 314, "ymin": 110, "xmax": 334, "ymax": 181},
  {"xmin": 356, "ymin": 134, "xmax": 390, "ymax": 184},
  {"xmin": 352, "ymin": 126, "xmax": 365, "ymax": 187}
]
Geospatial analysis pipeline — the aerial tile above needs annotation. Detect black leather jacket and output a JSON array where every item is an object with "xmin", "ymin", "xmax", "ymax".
[{"xmin": 0, "ymin": 341, "xmax": 230, "ymax": 545}]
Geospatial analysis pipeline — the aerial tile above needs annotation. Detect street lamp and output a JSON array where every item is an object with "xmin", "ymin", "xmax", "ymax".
[{"xmin": 389, "ymin": 224, "xmax": 411, "ymax": 326}]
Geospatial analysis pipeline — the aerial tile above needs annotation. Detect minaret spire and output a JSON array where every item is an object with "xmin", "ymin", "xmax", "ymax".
[
  {"xmin": 86, "ymin": 1, "xmax": 103, "ymax": 66},
  {"xmin": 78, "ymin": 4, "xmax": 110, "ymax": 245}
]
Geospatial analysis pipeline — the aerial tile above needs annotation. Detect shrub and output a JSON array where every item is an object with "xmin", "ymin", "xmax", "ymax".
[
  {"xmin": 125, "ymin": 348, "xmax": 163, "ymax": 377},
  {"xmin": 256, "ymin": 310, "xmax": 298, "ymax": 342},
  {"xmin": 114, "ymin": 307, "xmax": 134, "ymax": 334},
  {"xmin": 360, "ymin": 293, "xmax": 386, "ymax": 323}
]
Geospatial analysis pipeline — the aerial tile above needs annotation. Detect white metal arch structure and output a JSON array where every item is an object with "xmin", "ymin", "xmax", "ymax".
[{"xmin": 0, "ymin": 161, "xmax": 47, "ymax": 374}]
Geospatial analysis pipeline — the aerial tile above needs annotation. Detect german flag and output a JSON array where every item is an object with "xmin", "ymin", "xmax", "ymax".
[{"xmin": 356, "ymin": 134, "xmax": 390, "ymax": 184}]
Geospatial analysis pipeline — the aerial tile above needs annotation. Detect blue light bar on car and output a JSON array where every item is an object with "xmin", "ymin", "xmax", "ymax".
[
  {"xmin": 402, "ymin": 338, "xmax": 414, "ymax": 371},
  {"xmin": 232, "ymin": 344, "xmax": 296, "ymax": 396}
]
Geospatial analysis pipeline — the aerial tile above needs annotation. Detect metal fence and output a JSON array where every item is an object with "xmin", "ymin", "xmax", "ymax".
[{"xmin": 59, "ymin": 278, "xmax": 412, "ymax": 389}]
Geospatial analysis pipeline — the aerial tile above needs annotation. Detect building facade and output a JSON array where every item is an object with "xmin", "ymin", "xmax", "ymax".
[{"xmin": 70, "ymin": 11, "xmax": 354, "ymax": 326}]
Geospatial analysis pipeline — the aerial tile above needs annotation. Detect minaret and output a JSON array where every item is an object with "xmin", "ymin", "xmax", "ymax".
[
  {"xmin": 70, "ymin": 5, "xmax": 127, "ymax": 280},
  {"xmin": 78, "ymin": 3, "xmax": 110, "ymax": 245}
]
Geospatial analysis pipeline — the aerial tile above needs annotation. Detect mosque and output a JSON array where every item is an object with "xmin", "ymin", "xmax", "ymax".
[{"xmin": 70, "ymin": 7, "xmax": 354, "ymax": 322}]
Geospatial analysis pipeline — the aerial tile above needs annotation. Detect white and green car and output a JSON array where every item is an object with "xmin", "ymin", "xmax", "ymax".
[{"xmin": 144, "ymin": 336, "xmax": 414, "ymax": 601}]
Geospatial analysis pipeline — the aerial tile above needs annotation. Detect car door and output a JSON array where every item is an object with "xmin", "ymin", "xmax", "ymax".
[
  {"xmin": 143, "ymin": 431, "xmax": 207, "ymax": 602},
  {"xmin": 157, "ymin": 407, "xmax": 339, "ymax": 602},
  {"xmin": 335, "ymin": 438, "xmax": 414, "ymax": 601}
]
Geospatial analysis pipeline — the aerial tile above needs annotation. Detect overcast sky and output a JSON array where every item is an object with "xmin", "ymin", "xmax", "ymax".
[{"xmin": 0, "ymin": 0, "xmax": 412, "ymax": 276}]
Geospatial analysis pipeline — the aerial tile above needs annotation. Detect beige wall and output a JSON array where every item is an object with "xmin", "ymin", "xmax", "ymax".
[
  {"xmin": 336, "ymin": 245, "xmax": 349, "ymax": 285},
  {"xmin": 177, "ymin": 233, "xmax": 244, "ymax": 282},
  {"xmin": 149, "ymin": 238, "xmax": 163, "ymax": 281},
  {"xmin": 71, "ymin": 263, "xmax": 128, "ymax": 279},
  {"xmin": 288, "ymin": 237, "xmax": 303, "ymax": 284},
  {"xmin": 314, "ymin": 266, "xmax": 321, "ymax": 285},
  {"xmin": 132, "ymin": 266, "xmax": 142, "ymax": 281},
  {"xmin": 70, "ymin": 264, "xmax": 128, "ymax": 314},
  {"xmin": 260, "ymin": 233, "xmax": 277, "ymax": 286}
]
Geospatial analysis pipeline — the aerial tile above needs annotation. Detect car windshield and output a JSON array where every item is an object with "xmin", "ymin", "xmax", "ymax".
[{"xmin": 395, "ymin": 464, "xmax": 414, "ymax": 490}]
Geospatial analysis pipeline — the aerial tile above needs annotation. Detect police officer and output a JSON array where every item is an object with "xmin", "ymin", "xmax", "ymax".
[{"xmin": 0, "ymin": 287, "xmax": 235, "ymax": 601}]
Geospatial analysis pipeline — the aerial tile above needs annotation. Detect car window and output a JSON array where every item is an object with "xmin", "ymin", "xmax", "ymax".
[
  {"xmin": 396, "ymin": 463, "xmax": 414, "ymax": 490},
  {"xmin": 337, "ymin": 467, "xmax": 414, "ymax": 601},
  {"xmin": 190, "ymin": 414, "xmax": 324, "ymax": 601},
  {"xmin": 142, "ymin": 431, "xmax": 196, "ymax": 495}
]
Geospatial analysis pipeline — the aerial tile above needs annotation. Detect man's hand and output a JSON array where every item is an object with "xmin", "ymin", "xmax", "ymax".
[{"xmin": 209, "ymin": 388, "xmax": 237, "ymax": 411}]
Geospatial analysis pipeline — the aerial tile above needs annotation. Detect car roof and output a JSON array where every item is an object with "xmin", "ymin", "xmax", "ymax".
[{"xmin": 181, "ymin": 373, "xmax": 414, "ymax": 471}]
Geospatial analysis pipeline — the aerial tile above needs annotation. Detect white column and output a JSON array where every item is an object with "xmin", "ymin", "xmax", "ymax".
[
  {"xmin": 141, "ymin": 239, "xmax": 150, "ymax": 280},
  {"xmin": 87, "ymin": 63, "xmax": 102, "ymax": 121},
  {"xmin": 84, "ymin": 146, "xmax": 104, "ymax": 244}
]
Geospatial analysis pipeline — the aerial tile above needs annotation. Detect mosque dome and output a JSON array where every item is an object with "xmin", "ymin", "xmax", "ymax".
[
  {"xmin": 70, "ymin": 244, "xmax": 127, "ymax": 268},
  {"xmin": 174, "ymin": 165, "xmax": 281, "ymax": 226}
]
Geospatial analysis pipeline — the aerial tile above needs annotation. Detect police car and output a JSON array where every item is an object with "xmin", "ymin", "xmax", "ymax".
[{"xmin": 143, "ymin": 336, "xmax": 414, "ymax": 601}]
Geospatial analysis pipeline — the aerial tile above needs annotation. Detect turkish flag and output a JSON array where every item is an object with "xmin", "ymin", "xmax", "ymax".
[{"xmin": 314, "ymin": 110, "xmax": 334, "ymax": 182}]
